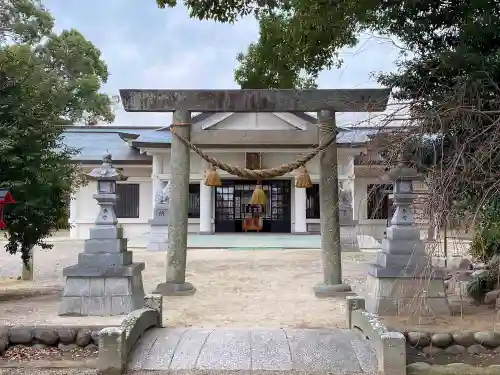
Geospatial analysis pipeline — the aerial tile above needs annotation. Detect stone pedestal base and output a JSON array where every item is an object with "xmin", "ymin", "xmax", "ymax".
[
  {"xmin": 364, "ymin": 273, "xmax": 451, "ymax": 316},
  {"xmin": 148, "ymin": 203, "xmax": 169, "ymax": 251},
  {"xmin": 313, "ymin": 283, "xmax": 355, "ymax": 298},
  {"xmin": 58, "ymin": 263, "xmax": 145, "ymax": 316},
  {"xmin": 340, "ymin": 224, "xmax": 359, "ymax": 252},
  {"xmin": 147, "ymin": 226, "xmax": 168, "ymax": 251},
  {"xmin": 340, "ymin": 234, "xmax": 359, "ymax": 252},
  {"xmin": 154, "ymin": 281, "xmax": 196, "ymax": 296}
]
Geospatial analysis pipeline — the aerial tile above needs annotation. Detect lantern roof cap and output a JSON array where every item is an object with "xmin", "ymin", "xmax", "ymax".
[
  {"xmin": 382, "ymin": 161, "xmax": 423, "ymax": 182},
  {"xmin": 86, "ymin": 153, "xmax": 127, "ymax": 181}
]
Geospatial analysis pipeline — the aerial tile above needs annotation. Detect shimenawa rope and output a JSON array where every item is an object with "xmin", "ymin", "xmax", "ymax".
[{"xmin": 169, "ymin": 124, "xmax": 335, "ymax": 179}]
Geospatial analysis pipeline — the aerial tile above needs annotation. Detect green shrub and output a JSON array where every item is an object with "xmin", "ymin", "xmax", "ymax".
[
  {"xmin": 466, "ymin": 255, "xmax": 500, "ymax": 301},
  {"xmin": 467, "ymin": 271, "xmax": 496, "ymax": 301},
  {"xmin": 469, "ymin": 199, "xmax": 500, "ymax": 262}
]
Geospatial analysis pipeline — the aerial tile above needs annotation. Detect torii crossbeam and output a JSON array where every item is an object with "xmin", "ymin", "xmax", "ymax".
[
  {"xmin": 120, "ymin": 88, "xmax": 390, "ymax": 297},
  {"xmin": 120, "ymin": 89, "xmax": 389, "ymax": 112}
]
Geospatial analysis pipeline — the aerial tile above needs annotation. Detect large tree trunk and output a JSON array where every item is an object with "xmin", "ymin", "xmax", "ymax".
[{"xmin": 21, "ymin": 248, "xmax": 34, "ymax": 281}]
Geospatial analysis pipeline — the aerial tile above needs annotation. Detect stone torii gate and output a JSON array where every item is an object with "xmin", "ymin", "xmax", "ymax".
[{"xmin": 120, "ymin": 89, "xmax": 390, "ymax": 297}]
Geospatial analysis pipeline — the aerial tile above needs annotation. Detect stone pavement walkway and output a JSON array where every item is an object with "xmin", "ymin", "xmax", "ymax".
[{"xmin": 128, "ymin": 327, "xmax": 377, "ymax": 374}]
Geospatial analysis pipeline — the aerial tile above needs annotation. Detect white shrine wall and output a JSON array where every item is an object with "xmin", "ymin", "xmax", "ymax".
[{"xmin": 69, "ymin": 150, "xmax": 397, "ymax": 248}]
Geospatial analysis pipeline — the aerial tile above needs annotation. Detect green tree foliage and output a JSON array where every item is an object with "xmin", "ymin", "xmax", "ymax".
[
  {"xmin": 0, "ymin": 0, "xmax": 113, "ymax": 264},
  {"xmin": 470, "ymin": 200, "xmax": 500, "ymax": 262},
  {"xmin": 375, "ymin": 1, "xmax": 500, "ymax": 214},
  {"xmin": 157, "ymin": 0, "xmax": 500, "ymax": 223},
  {"xmin": 234, "ymin": 26, "xmax": 317, "ymax": 89}
]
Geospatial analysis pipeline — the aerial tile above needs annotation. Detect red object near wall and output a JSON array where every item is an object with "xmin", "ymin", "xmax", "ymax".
[{"xmin": 0, "ymin": 189, "xmax": 15, "ymax": 230}]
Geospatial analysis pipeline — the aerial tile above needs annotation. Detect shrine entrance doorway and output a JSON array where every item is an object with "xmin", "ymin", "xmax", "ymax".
[{"xmin": 214, "ymin": 179, "xmax": 291, "ymax": 233}]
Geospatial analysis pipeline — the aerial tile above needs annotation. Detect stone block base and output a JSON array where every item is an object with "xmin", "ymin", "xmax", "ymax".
[
  {"xmin": 313, "ymin": 283, "xmax": 355, "ymax": 298},
  {"xmin": 340, "ymin": 225, "xmax": 359, "ymax": 252},
  {"xmin": 154, "ymin": 281, "xmax": 196, "ymax": 296},
  {"xmin": 340, "ymin": 234, "xmax": 360, "ymax": 252},
  {"xmin": 364, "ymin": 273, "xmax": 451, "ymax": 316},
  {"xmin": 59, "ymin": 267, "xmax": 145, "ymax": 316},
  {"xmin": 147, "ymin": 227, "xmax": 168, "ymax": 251},
  {"xmin": 146, "ymin": 241, "xmax": 168, "ymax": 251}
]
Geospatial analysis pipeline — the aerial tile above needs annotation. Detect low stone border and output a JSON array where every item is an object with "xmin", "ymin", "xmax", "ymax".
[
  {"xmin": 97, "ymin": 294, "xmax": 163, "ymax": 375},
  {"xmin": 404, "ymin": 330, "xmax": 500, "ymax": 356},
  {"xmin": 407, "ymin": 362, "xmax": 500, "ymax": 374},
  {"xmin": 346, "ymin": 296, "xmax": 407, "ymax": 375},
  {"xmin": 346, "ymin": 297, "xmax": 500, "ymax": 374},
  {"xmin": 0, "ymin": 325, "xmax": 107, "ymax": 355},
  {"xmin": 0, "ymin": 285, "xmax": 62, "ymax": 302}
]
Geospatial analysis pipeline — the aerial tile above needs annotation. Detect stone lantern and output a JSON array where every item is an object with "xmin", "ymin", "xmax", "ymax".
[
  {"xmin": 59, "ymin": 153, "xmax": 145, "ymax": 316},
  {"xmin": 365, "ymin": 155, "xmax": 450, "ymax": 316}
]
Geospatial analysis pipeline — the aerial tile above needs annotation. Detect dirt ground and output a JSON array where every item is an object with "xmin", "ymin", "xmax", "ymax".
[
  {"xmin": 160, "ymin": 249, "xmax": 371, "ymax": 328},
  {"xmin": 0, "ymin": 245, "xmax": 372, "ymax": 328},
  {"xmin": 0, "ymin": 241, "xmax": 499, "ymax": 331},
  {"xmin": 382, "ymin": 298, "xmax": 500, "ymax": 333}
]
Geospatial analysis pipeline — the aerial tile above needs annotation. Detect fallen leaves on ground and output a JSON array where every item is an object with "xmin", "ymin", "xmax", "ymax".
[{"xmin": 2, "ymin": 345, "xmax": 98, "ymax": 361}]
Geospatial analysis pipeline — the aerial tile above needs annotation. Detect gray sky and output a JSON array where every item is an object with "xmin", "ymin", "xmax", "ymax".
[{"xmin": 43, "ymin": 0, "xmax": 402, "ymax": 127}]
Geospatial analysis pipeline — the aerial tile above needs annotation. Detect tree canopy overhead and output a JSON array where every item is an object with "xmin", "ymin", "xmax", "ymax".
[
  {"xmin": 156, "ymin": 0, "xmax": 500, "ymax": 226},
  {"xmin": 0, "ymin": 0, "xmax": 114, "ymax": 264}
]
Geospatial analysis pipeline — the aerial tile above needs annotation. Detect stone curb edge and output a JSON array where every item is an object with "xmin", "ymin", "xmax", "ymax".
[
  {"xmin": 0, "ymin": 285, "xmax": 62, "ymax": 302},
  {"xmin": 407, "ymin": 362, "xmax": 500, "ymax": 375},
  {"xmin": 2, "ymin": 324, "xmax": 114, "ymax": 330},
  {"xmin": 346, "ymin": 296, "xmax": 406, "ymax": 375},
  {"xmin": 97, "ymin": 294, "xmax": 163, "ymax": 375},
  {"xmin": 346, "ymin": 297, "xmax": 500, "ymax": 375}
]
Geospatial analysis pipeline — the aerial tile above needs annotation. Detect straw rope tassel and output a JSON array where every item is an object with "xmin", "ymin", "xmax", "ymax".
[
  {"xmin": 250, "ymin": 182, "xmax": 267, "ymax": 205},
  {"xmin": 204, "ymin": 165, "xmax": 222, "ymax": 187},
  {"xmin": 169, "ymin": 124, "xmax": 335, "ymax": 179},
  {"xmin": 295, "ymin": 167, "xmax": 313, "ymax": 188}
]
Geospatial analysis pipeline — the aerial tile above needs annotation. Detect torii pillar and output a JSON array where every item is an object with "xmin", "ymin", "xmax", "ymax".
[{"xmin": 120, "ymin": 89, "xmax": 390, "ymax": 297}]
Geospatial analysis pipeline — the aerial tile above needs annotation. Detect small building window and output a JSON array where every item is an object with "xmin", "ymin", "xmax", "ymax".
[
  {"xmin": 367, "ymin": 184, "xmax": 393, "ymax": 220},
  {"xmin": 188, "ymin": 183, "xmax": 200, "ymax": 218},
  {"xmin": 116, "ymin": 183, "xmax": 140, "ymax": 218},
  {"xmin": 306, "ymin": 184, "xmax": 320, "ymax": 219}
]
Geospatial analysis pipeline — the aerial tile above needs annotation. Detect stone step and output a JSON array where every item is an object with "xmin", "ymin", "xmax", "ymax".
[{"xmin": 128, "ymin": 327, "xmax": 377, "ymax": 374}]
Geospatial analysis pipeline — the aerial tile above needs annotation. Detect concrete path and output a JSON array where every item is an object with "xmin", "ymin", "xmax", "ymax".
[
  {"xmin": 23, "ymin": 231, "xmax": 382, "ymax": 250},
  {"xmin": 188, "ymin": 234, "xmax": 323, "ymax": 249},
  {"xmin": 129, "ymin": 327, "xmax": 377, "ymax": 374}
]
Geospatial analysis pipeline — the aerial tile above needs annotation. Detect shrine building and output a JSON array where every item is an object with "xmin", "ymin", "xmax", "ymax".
[{"xmin": 63, "ymin": 111, "xmax": 405, "ymax": 246}]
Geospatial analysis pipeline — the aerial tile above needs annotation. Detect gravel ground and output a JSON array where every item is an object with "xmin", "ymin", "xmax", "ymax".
[
  {"xmin": 2, "ymin": 345, "xmax": 97, "ymax": 362},
  {"xmin": 0, "ymin": 241, "xmax": 375, "ymax": 328},
  {"xmin": 0, "ymin": 370, "xmax": 97, "ymax": 375},
  {"xmin": 0, "ymin": 240, "xmax": 80, "ymax": 283}
]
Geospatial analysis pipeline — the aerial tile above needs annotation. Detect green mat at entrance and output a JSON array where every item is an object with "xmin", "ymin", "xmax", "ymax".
[
  {"xmin": 228, "ymin": 247, "xmax": 284, "ymax": 251},
  {"xmin": 187, "ymin": 234, "xmax": 322, "ymax": 249}
]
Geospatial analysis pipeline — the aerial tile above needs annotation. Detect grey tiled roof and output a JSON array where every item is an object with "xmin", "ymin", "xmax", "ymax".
[
  {"xmin": 62, "ymin": 129, "xmax": 153, "ymax": 163},
  {"xmin": 134, "ymin": 129, "xmax": 172, "ymax": 143},
  {"xmin": 62, "ymin": 114, "xmax": 395, "ymax": 163}
]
